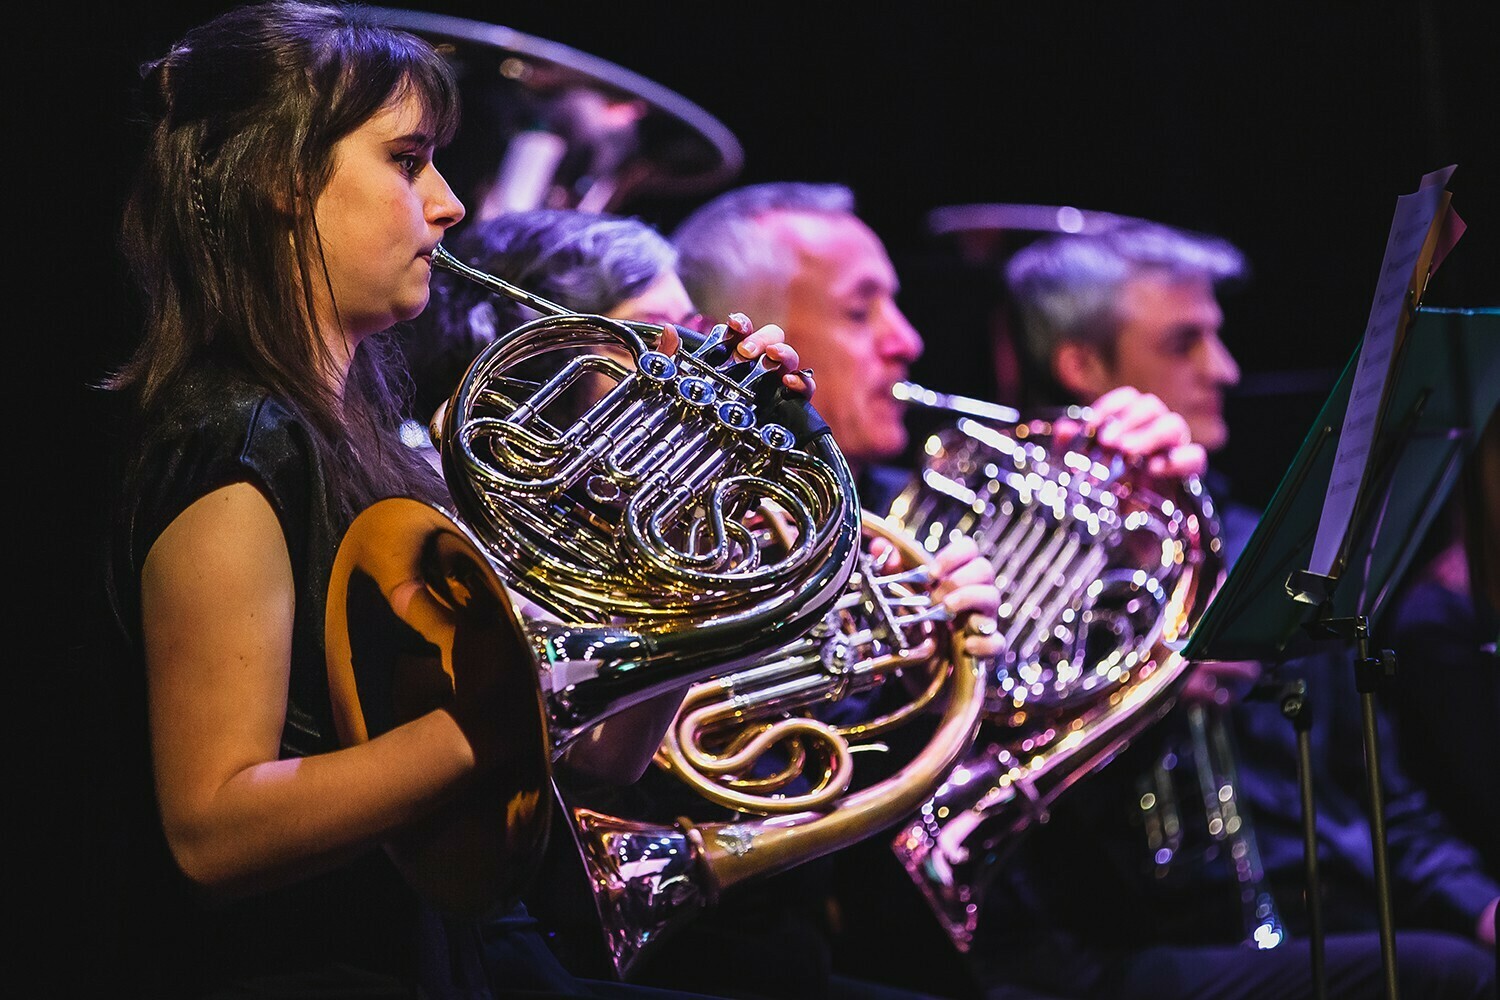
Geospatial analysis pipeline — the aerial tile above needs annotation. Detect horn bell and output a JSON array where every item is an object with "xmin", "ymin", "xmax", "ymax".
[{"xmin": 324, "ymin": 496, "xmax": 552, "ymax": 916}]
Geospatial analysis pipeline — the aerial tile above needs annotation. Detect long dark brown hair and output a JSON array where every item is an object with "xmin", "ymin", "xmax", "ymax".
[{"xmin": 109, "ymin": 1, "xmax": 459, "ymax": 518}]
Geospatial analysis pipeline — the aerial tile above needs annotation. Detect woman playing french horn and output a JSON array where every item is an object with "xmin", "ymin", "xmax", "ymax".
[{"xmin": 94, "ymin": 7, "xmax": 818, "ymax": 998}]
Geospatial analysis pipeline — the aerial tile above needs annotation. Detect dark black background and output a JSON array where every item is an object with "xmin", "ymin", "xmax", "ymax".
[
  {"xmin": 34, "ymin": 0, "xmax": 1497, "ymax": 984},
  {"xmin": 56, "ymin": 0, "xmax": 1499, "ymax": 517}
]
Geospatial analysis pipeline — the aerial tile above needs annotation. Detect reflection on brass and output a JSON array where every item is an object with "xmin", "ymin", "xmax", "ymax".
[
  {"xmin": 325, "ymin": 497, "xmax": 550, "ymax": 912},
  {"xmin": 566, "ymin": 511, "xmax": 988, "ymax": 979},
  {"xmin": 430, "ymin": 244, "xmax": 861, "ymax": 733},
  {"xmin": 885, "ymin": 382, "xmax": 1223, "ymax": 952}
]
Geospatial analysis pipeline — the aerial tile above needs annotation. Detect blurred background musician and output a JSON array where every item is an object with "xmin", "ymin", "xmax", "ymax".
[
  {"xmin": 1004, "ymin": 219, "xmax": 1249, "ymax": 526},
  {"xmin": 366, "ymin": 7, "xmax": 743, "ymax": 222},
  {"xmin": 674, "ymin": 186, "xmax": 1204, "ymax": 522},
  {"xmin": 963, "ymin": 220, "xmax": 1498, "ymax": 999}
]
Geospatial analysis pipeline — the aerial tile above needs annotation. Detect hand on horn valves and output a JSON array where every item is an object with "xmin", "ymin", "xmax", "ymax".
[
  {"xmin": 708, "ymin": 311, "xmax": 816, "ymax": 397},
  {"xmin": 868, "ymin": 532, "xmax": 1003, "ymax": 661},
  {"xmin": 930, "ymin": 534, "xmax": 1004, "ymax": 659},
  {"xmin": 1058, "ymin": 385, "xmax": 1208, "ymax": 479}
]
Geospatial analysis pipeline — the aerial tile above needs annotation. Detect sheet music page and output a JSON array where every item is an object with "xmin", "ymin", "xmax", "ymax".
[{"xmin": 1307, "ymin": 165, "xmax": 1458, "ymax": 578}]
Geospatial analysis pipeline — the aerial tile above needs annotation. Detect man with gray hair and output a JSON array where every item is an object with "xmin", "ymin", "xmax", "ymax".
[
  {"xmin": 662, "ymin": 183, "xmax": 1206, "ymax": 1000},
  {"xmin": 966, "ymin": 219, "xmax": 1500, "ymax": 1000},
  {"xmin": 676, "ymin": 182, "xmax": 928, "ymax": 478},
  {"xmin": 1005, "ymin": 219, "xmax": 1246, "ymax": 454},
  {"xmin": 675, "ymin": 186, "xmax": 1203, "ymax": 495}
]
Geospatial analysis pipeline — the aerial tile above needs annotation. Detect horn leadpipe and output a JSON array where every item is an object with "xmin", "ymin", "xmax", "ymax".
[{"xmin": 433, "ymin": 242, "xmax": 571, "ymax": 318}]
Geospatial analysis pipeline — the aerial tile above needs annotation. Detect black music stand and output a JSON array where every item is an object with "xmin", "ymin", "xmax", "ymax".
[{"xmin": 1181, "ymin": 176, "xmax": 1497, "ymax": 997}]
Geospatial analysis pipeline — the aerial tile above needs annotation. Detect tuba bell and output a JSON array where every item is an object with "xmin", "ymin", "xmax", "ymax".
[
  {"xmin": 323, "ymin": 245, "xmax": 862, "ymax": 911},
  {"xmin": 882, "ymin": 381, "xmax": 1223, "ymax": 952},
  {"xmin": 559, "ymin": 510, "xmax": 989, "ymax": 979}
]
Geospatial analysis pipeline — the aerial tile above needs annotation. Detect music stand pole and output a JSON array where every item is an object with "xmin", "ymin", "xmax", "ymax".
[
  {"xmin": 1351, "ymin": 624, "xmax": 1400, "ymax": 1000},
  {"xmin": 1277, "ymin": 678, "xmax": 1326, "ymax": 1000},
  {"xmin": 1176, "ymin": 168, "xmax": 1492, "ymax": 1000},
  {"xmin": 1303, "ymin": 611, "xmax": 1401, "ymax": 999}
]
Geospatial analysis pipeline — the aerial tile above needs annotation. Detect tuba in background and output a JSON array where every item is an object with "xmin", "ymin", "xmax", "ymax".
[
  {"xmin": 559, "ymin": 509, "xmax": 989, "ymax": 980},
  {"xmin": 324, "ymin": 245, "xmax": 862, "ymax": 911},
  {"xmin": 882, "ymin": 382, "xmax": 1224, "ymax": 952},
  {"xmin": 368, "ymin": 8, "xmax": 744, "ymax": 218}
]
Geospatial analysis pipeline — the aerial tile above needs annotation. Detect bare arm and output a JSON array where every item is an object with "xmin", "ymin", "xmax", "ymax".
[{"xmin": 142, "ymin": 482, "xmax": 483, "ymax": 899}]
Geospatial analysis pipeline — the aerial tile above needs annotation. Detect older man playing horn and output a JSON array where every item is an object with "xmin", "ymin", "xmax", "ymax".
[{"xmin": 613, "ymin": 183, "xmax": 1199, "ymax": 1000}]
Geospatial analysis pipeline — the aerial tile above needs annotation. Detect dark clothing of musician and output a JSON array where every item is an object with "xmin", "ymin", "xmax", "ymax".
[
  {"xmin": 1386, "ymin": 574, "xmax": 1500, "ymax": 882},
  {"xmin": 966, "ymin": 477, "xmax": 1498, "ymax": 999},
  {"xmin": 99, "ymin": 358, "xmax": 440, "ymax": 997},
  {"xmin": 97, "ymin": 356, "xmax": 715, "ymax": 1000}
]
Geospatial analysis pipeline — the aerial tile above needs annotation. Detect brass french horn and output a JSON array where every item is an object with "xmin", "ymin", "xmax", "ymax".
[
  {"xmin": 324, "ymin": 246, "xmax": 862, "ymax": 911},
  {"xmin": 562, "ymin": 510, "xmax": 988, "ymax": 979},
  {"xmin": 882, "ymin": 382, "xmax": 1223, "ymax": 952}
]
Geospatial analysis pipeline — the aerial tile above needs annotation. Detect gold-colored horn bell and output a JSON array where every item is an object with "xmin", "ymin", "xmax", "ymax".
[
  {"xmin": 326, "ymin": 497, "xmax": 550, "ymax": 914},
  {"xmin": 883, "ymin": 382, "xmax": 1223, "ymax": 952},
  {"xmin": 323, "ymin": 246, "xmax": 862, "ymax": 915},
  {"xmin": 560, "ymin": 510, "xmax": 988, "ymax": 979}
]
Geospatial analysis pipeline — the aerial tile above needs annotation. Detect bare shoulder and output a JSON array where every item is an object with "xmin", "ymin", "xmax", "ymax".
[{"xmin": 143, "ymin": 482, "xmax": 292, "ymax": 608}]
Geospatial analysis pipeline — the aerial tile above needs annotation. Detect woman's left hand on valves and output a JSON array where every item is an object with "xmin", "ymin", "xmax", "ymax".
[{"xmin": 717, "ymin": 311, "xmax": 816, "ymax": 397}]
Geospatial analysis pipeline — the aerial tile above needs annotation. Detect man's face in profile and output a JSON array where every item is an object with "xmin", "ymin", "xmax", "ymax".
[
  {"xmin": 1093, "ymin": 272, "xmax": 1240, "ymax": 453},
  {"xmin": 767, "ymin": 210, "xmax": 925, "ymax": 469}
]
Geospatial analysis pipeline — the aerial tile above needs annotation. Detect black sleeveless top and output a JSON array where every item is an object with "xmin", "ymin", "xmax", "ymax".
[{"xmin": 102, "ymin": 358, "xmax": 424, "ymax": 997}]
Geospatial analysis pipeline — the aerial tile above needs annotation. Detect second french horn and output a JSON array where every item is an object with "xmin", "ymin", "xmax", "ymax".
[
  {"xmin": 883, "ymin": 382, "xmax": 1223, "ymax": 951},
  {"xmin": 563, "ymin": 510, "xmax": 989, "ymax": 979}
]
